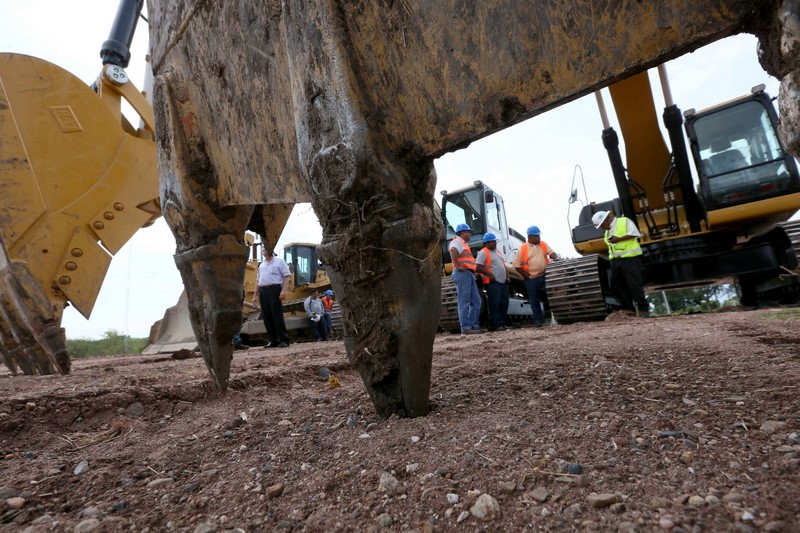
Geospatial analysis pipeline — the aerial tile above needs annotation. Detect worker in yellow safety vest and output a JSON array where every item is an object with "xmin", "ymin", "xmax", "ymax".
[{"xmin": 592, "ymin": 210, "xmax": 650, "ymax": 317}]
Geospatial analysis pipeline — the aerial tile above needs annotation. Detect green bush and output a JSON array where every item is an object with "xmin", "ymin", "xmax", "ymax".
[{"xmin": 67, "ymin": 329, "xmax": 148, "ymax": 358}]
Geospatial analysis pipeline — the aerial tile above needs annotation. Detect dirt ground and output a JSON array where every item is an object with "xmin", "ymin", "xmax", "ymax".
[{"xmin": 1, "ymin": 307, "xmax": 799, "ymax": 533}]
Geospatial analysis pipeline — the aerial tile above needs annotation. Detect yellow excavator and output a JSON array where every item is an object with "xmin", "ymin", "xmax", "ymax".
[
  {"xmin": 0, "ymin": 0, "xmax": 159, "ymax": 374},
  {"xmin": 547, "ymin": 66, "xmax": 800, "ymax": 321}
]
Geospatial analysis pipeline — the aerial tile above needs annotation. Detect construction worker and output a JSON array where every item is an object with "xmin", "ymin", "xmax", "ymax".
[
  {"xmin": 252, "ymin": 247, "xmax": 292, "ymax": 348},
  {"xmin": 304, "ymin": 289, "xmax": 328, "ymax": 341},
  {"xmin": 321, "ymin": 289, "xmax": 335, "ymax": 338},
  {"xmin": 448, "ymin": 223, "xmax": 483, "ymax": 334},
  {"xmin": 592, "ymin": 210, "xmax": 649, "ymax": 317},
  {"xmin": 476, "ymin": 232, "xmax": 509, "ymax": 331},
  {"xmin": 513, "ymin": 225, "xmax": 558, "ymax": 327}
]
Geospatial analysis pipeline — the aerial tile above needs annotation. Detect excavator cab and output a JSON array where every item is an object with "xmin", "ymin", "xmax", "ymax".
[
  {"xmin": 685, "ymin": 88, "xmax": 800, "ymax": 211},
  {"xmin": 284, "ymin": 243, "xmax": 323, "ymax": 288},
  {"xmin": 440, "ymin": 181, "xmax": 524, "ymax": 267}
]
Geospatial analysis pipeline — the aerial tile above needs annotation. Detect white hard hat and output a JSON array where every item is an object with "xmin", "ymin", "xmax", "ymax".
[{"xmin": 592, "ymin": 210, "xmax": 610, "ymax": 228}]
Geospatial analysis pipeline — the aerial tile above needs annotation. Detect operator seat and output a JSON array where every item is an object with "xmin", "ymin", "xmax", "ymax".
[{"xmin": 707, "ymin": 138, "xmax": 747, "ymax": 175}]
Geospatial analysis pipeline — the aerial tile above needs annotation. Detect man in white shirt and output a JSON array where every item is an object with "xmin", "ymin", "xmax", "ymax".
[{"xmin": 252, "ymin": 247, "xmax": 292, "ymax": 347}]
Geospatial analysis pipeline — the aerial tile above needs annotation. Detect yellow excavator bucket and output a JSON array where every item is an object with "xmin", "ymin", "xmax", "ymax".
[{"xmin": 0, "ymin": 53, "xmax": 159, "ymax": 375}]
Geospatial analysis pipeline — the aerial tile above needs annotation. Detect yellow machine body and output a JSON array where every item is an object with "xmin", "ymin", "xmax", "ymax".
[{"xmin": 0, "ymin": 53, "xmax": 159, "ymax": 374}]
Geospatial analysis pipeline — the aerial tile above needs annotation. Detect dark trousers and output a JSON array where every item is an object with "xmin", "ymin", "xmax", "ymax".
[
  {"xmin": 610, "ymin": 256, "xmax": 648, "ymax": 312},
  {"xmin": 311, "ymin": 318, "xmax": 328, "ymax": 340},
  {"xmin": 259, "ymin": 285, "xmax": 289, "ymax": 344},
  {"xmin": 486, "ymin": 281, "xmax": 509, "ymax": 328},
  {"xmin": 524, "ymin": 275, "xmax": 547, "ymax": 324}
]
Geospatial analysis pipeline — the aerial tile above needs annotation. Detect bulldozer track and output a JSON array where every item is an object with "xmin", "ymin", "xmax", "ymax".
[
  {"xmin": 546, "ymin": 255, "xmax": 609, "ymax": 324},
  {"xmin": 439, "ymin": 276, "xmax": 461, "ymax": 332}
]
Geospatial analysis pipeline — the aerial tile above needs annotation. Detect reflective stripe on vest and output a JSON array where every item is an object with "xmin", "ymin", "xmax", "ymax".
[
  {"xmin": 520, "ymin": 241, "xmax": 549, "ymax": 273},
  {"xmin": 479, "ymin": 247, "xmax": 506, "ymax": 284},
  {"xmin": 480, "ymin": 247, "xmax": 492, "ymax": 285},
  {"xmin": 604, "ymin": 217, "xmax": 643, "ymax": 259},
  {"xmin": 452, "ymin": 237, "xmax": 476, "ymax": 271}
]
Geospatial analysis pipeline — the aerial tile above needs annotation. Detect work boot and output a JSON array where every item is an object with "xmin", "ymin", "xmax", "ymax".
[{"xmin": 234, "ymin": 342, "xmax": 250, "ymax": 350}]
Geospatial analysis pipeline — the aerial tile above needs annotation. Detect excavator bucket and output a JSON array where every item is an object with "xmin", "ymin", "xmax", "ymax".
[{"xmin": 0, "ymin": 53, "xmax": 159, "ymax": 374}]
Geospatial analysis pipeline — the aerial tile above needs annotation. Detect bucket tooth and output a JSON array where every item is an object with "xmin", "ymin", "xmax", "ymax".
[
  {"xmin": 173, "ymin": 235, "xmax": 248, "ymax": 390},
  {"xmin": 37, "ymin": 326, "xmax": 70, "ymax": 374}
]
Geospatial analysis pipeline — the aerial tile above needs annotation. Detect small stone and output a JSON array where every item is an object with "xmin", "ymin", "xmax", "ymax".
[
  {"xmin": 587, "ymin": 493, "xmax": 618, "ymax": 508},
  {"xmin": 658, "ymin": 431, "xmax": 683, "ymax": 439},
  {"xmin": 586, "ymin": 411, "xmax": 602, "ymax": 420},
  {"xmin": 125, "ymin": 402, "xmax": 144, "ymax": 417},
  {"xmin": 659, "ymin": 516, "xmax": 675, "ymax": 529},
  {"xmin": 680, "ymin": 451, "xmax": 695, "ymax": 463},
  {"xmin": 405, "ymin": 463, "xmax": 419, "ymax": 474},
  {"xmin": 530, "ymin": 486, "xmax": 549, "ymax": 502},
  {"xmin": 6, "ymin": 497, "xmax": 25, "ymax": 510},
  {"xmin": 266, "ymin": 483, "xmax": 284, "ymax": 499},
  {"xmin": 74, "ymin": 518, "xmax": 101, "ymax": 533},
  {"xmin": 688, "ymin": 495, "xmax": 706, "ymax": 507},
  {"xmin": 366, "ymin": 422, "xmax": 378, "ymax": 432},
  {"xmin": 111, "ymin": 501, "xmax": 126, "ymax": 512},
  {"xmin": 0, "ymin": 487, "xmax": 16, "ymax": 499},
  {"xmin": 564, "ymin": 503, "xmax": 582, "ymax": 514},
  {"xmin": 239, "ymin": 445, "xmax": 248, "ymax": 453},
  {"xmin": 410, "ymin": 435, "xmax": 420, "ymax": 443},
  {"xmin": 498, "ymin": 481, "xmax": 516, "ymax": 495},
  {"xmin": 376, "ymin": 513, "xmax": 393, "ymax": 527},
  {"xmin": 47, "ymin": 468, "xmax": 62, "ymax": 476},
  {"xmin": 741, "ymin": 511, "xmax": 754, "ymax": 521},
  {"xmin": 379, "ymin": 472, "xmax": 401, "ymax": 493},
  {"xmin": 222, "ymin": 430, "xmax": 233, "ymax": 438},
  {"xmin": 470, "ymin": 493, "xmax": 500, "ymax": 521},
  {"xmin": 277, "ymin": 419, "xmax": 292, "ymax": 426},
  {"xmin": 435, "ymin": 467, "xmax": 450, "ymax": 478},
  {"xmin": 789, "ymin": 433, "xmax": 800, "ymax": 445},
  {"xmin": 456, "ymin": 511, "xmax": 470, "ymax": 523},
  {"xmin": 612, "ymin": 436, "xmax": 630, "ymax": 447},
  {"xmin": 358, "ymin": 433, "xmax": 370, "ymax": 439},
  {"xmin": 617, "ymin": 521, "xmax": 636, "ymax": 532},
  {"xmin": 446, "ymin": 493, "xmax": 459, "ymax": 504},
  {"xmin": 723, "ymin": 492, "xmax": 745, "ymax": 503},
  {"xmin": 193, "ymin": 522, "xmax": 218, "ymax": 533},
  {"xmin": 567, "ymin": 463, "xmax": 583, "ymax": 475},
  {"xmin": 705, "ymin": 495, "xmax": 720, "ymax": 505},
  {"xmin": 79, "ymin": 506, "xmax": 101, "ymax": 518},
  {"xmin": 760, "ymin": 420, "xmax": 787, "ymax": 435},
  {"xmin": 147, "ymin": 478, "xmax": 172, "ymax": 488},
  {"xmin": 25, "ymin": 402, "xmax": 36, "ymax": 411},
  {"xmin": 318, "ymin": 367, "xmax": 330, "ymax": 379},
  {"xmin": 74, "ymin": 461, "xmax": 89, "ymax": 476},
  {"xmin": 610, "ymin": 502, "xmax": 626, "ymax": 513}
]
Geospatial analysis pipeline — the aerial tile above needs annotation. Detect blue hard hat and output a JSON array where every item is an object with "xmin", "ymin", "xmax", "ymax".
[
  {"xmin": 527, "ymin": 225, "xmax": 541, "ymax": 236},
  {"xmin": 482, "ymin": 232, "xmax": 497, "ymax": 242},
  {"xmin": 455, "ymin": 223, "xmax": 472, "ymax": 233},
  {"xmin": 325, "ymin": 290, "xmax": 333, "ymax": 295}
]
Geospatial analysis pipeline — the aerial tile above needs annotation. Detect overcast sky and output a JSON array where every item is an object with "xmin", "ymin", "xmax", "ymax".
[{"xmin": 1, "ymin": 2, "xmax": 790, "ymax": 339}]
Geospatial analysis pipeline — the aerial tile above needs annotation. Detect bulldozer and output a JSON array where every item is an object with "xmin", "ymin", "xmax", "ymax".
[
  {"xmin": 0, "ymin": 0, "xmax": 159, "ymax": 374},
  {"xmin": 146, "ymin": 238, "xmax": 335, "ymax": 353},
  {"xmin": 547, "ymin": 66, "xmax": 800, "ymax": 322}
]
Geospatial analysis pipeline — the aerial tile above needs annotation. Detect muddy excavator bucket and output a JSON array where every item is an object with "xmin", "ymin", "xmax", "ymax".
[{"xmin": 0, "ymin": 53, "xmax": 159, "ymax": 374}]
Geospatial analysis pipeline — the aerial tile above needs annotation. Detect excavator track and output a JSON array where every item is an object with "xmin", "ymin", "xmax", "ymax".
[
  {"xmin": 546, "ymin": 255, "xmax": 609, "ymax": 324},
  {"xmin": 753, "ymin": 219, "xmax": 800, "ymax": 304},
  {"xmin": 439, "ymin": 276, "xmax": 461, "ymax": 332}
]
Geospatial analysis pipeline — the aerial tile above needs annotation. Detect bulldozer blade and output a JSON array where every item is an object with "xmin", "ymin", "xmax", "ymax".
[{"xmin": 173, "ymin": 235, "xmax": 249, "ymax": 391}]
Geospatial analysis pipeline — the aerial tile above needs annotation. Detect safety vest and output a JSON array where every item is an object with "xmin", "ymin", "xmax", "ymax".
[
  {"xmin": 452, "ymin": 237, "xmax": 476, "ymax": 271},
  {"xmin": 604, "ymin": 217, "xmax": 643, "ymax": 259},
  {"xmin": 321, "ymin": 295, "xmax": 334, "ymax": 311},
  {"xmin": 519, "ymin": 241, "xmax": 550, "ymax": 274},
  {"xmin": 479, "ymin": 247, "xmax": 505, "ymax": 285}
]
